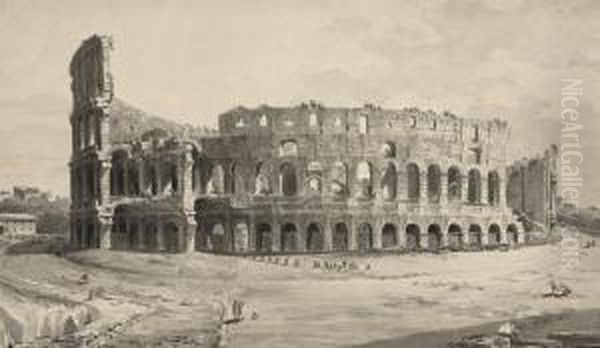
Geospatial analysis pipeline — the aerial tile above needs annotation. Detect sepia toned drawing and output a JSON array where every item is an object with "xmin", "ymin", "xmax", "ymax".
[{"xmin": 0, "ymin": 1, "xmax": 598, "ymax": 347}]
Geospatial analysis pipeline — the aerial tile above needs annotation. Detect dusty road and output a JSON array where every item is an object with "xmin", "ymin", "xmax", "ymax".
[{"xmin": 0, "ymin": 239, "xmax": 598, "ymax": 347}]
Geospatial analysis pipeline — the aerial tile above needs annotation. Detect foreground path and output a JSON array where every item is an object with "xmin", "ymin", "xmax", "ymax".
[{"xmin": 0, "ymin": 242, "xmax": 598, "ymax": 347}]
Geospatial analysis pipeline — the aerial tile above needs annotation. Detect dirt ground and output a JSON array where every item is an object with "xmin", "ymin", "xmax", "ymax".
[{"xmin": 0, "ymin": 237, "xmax": 598, "ymax": 347}]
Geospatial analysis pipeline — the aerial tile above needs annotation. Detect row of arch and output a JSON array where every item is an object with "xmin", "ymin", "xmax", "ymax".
[
  {"xmin": 201, "ymin": 161, "xmax": 502, "ymax": 205},
  {"xmin": 110, "ymin": 151, "xmax": 180, "ymax": 197},
  {"xmin": 203, "ymin": 221, "xmax": 520, "ymax": 253}
]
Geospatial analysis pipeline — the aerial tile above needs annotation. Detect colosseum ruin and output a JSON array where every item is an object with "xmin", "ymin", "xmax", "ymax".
[{"xmin": 69, "ymin": 35, "xmax": 557, "ymax": 254}]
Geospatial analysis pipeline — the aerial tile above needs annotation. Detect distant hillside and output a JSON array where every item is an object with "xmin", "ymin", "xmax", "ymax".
[
  {"xmin": 557, "ymin": 205, "xmax": 600, "ymax": 236},
  {"xmin": 108, "ymin": 98, "xmax": 216, "ymax": 144}
]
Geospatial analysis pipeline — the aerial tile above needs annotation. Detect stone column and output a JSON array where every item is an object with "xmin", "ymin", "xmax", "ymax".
[
  {"xmin": 271, "ymin": 221, "xmax": 281, "ymax": 252},
  {"xmin": 348, "ymin": 219, "xmax": 357, "ymax": 251},
  {"xmin": 99, "ymin": 160, "xmax": 111, "ymax": 205},
  {"xmin": 420, "ymin": 230, "xmax": 429, "ymax": 250},
  {"xmin": 185, "ymin": 214, "xmax": 197, "ymax": 253},
  {"xmin": 182, "ymin": 150, "xmax": 195, "ymax": 209},
  {"xmin": 248, "ymin": 215, "xmax": 256, "ymax": 252},
  {"xmin": 420, "ymin": 172, "xmax": 428, "ymax": 203},
  {"xmin": 480, "ymin": 174, "xmax": 488, "ymax": 205},
  {"xmin": 440, "ymin": 173, "xmax": 448, "ymax": 204},
  {"xmin": 98, "ymin": 217, "xmax": 112, "ymax": 250},
  {"xmin": 462, "ymin": 224, "xmax": 470, "ymax": 248},
  {"xmin": 323, "ymin": 221, "xmax": 333, "ymax": 252},
  {"xmin": 372, "ymin": 222, "xmax": 382, "ymax": 250}
]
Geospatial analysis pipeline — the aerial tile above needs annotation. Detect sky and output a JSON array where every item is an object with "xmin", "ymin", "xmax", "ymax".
[{"xmin": 0, "ymin": 0, "xmax": 598, "ymax": 206}]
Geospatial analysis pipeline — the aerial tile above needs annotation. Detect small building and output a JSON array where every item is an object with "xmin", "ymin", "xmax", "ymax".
[{"xmin": 0, "ymin": 213, "xmax": 37, "ymax": 238}]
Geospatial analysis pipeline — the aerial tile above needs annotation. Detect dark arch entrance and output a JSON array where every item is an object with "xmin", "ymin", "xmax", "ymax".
[
  {"xmin": 488, "ymin": 224, "xmax": 501, "ymax": 247},
  {"xmin": 507, "ymin": 224, "xmax": 519, "ymax": 245},
  {"xmin": 406, "ymin": 224, "xmax": 420, "ymax": 250},
  {"xmin": 468, "ymin": 224, "xmax": 482, "ymax": 249},
  {"xmin": 332, "ymin": 223, "xmax": 349, "ymax": 251},
  {"xmin": 256, "ymin": 223, "xmax": 273, "ymax": 252},
  {"xmin": 280, "ymin": 163, "xmax": 297, "ymax": 196},
  {"xmin": 356, "ymin": 223, "xmax": 373, "ymax": 251},
  {"xmin": 382, "ymin": 223, "xmax": 397, "ymax": 248},
  {"xmin": 306, "ymin": 223, "xmax": 324, "ymax": 252},
  {"xmin": 427, "ymin": 224, "xmax": 442, "ymax": 251},
  {"xmin": 281, "ymin": 223, "xmax": 297, "ymax": 252},
  {"xmin": 447, "ymin": 224, "xmax": 463, "ymax": 251}
]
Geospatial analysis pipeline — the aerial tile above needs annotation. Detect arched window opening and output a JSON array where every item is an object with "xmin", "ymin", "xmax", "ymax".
[
  {"xmin": 407, "ymin": 163, "xmax": 420, "ymax": 201},
  {"xmin": 427, "ymin": 164, "xmax": 441, "ymax": 203},
  {"xmin": 280, "ymin": 162, "xmax": 297, "ymax": 196},
  {"xmin": 382, "ymin": 224, "xmax": 397, "ymax": 248},
  {"xmin": 356, "ymin": 161, "xmax": 373, "ymax": 198},
  {"xmin": 233, "ymin": 222, "xmax": 249, "ymax": 252},
  {"xmin": 427, "ymin": 224, "xmax": 442, "ymax": 251},
  {"xmin": 331, "ymin": 162, "xmax": 348, "ymax": 197},
  {"xmin": 488, "ymin": 171, "xmax": 500, "ymax": 206},
  {"xmin": 256, "ymin": 224, "xmax": 272, "ymax": 252},
  {"xmin": 447, "ymin": 224, "xmax": 463, "ymax": 251},
  {"xmin": 447, "ymin": 166, "xmax": 462, "ymax": 201},
  {"xmin": 381, "ymin": 163, "xmax": 397, "ymax": 201},
  {"xmin": 468, "ymin": 169, "xmax": 482, "ymax": 204},
  {"xmin": 406, "ymin": 224, "xmax": 420, "ymax": 251},
  {"xmin": 357, "ymin": 223, "xmax": 373, "ymax": 251},
  {"xmin": 468, "ymin": 224, "xmax": 482, "ymax": 249},
  {"xmin": 332, "ymin": 223, "xmax": 349, "ymax": 251},
  {"xmin": 488, "ymin": 224, "xmax": 501, "ymax": 247},
  {"xmin": 281, "ymin": 223, "xmax": 297, "ymax": 252},
  {"xmin": 254, "ymin": 162, "xmax": 271, "ymax": 195}
]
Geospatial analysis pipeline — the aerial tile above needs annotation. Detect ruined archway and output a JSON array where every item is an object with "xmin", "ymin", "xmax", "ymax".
[
  {"xmin": 488, "ymin": 224, "xmax": 501, "ymax": 246},
  {"xmin": 447, "ymin": 166, "xmax": 462, "ymax": 201},
  {"xmin": 488, "ymin": 171, "xmax": 500, "ymax": 206},
  {"xmin": 406, "ymin": 224, "xmax": 421, "ymax": 250},
  {"xmin": 306, "ymin": 223, "xmax": 324, "ymax": 252},
  {"xmin": 381, "ymin": 163, "xmax": 397, "ymax": 201},
  {"xmin": 332, "ymin": 223, "xmax": 349, "ymax": 251},
  {"xmin": 427, "ymin": 224, "xmax": 442, "ymax": 251},
  {"xmin": 468, "ymin": 169, "xmax": 481, "ymax": 203},
  {"xmin": 427, "ymin": 164, "xmax": 442, "ymax": 203},
  {"xmin": 407, "ymin": 163, "xmax": 420, "ymax": 201},
  {"xmin": 468, "ymin": 224, "xmax": 482, "ymax": 249},
  {"xmin": 447, "ymin": 224, "xmax": 463, "ymax": 250},
  {"xmin": 357, "ymin": 223, "xmax": 373, "ymax": 251},
  {"xmin": 164, "ymin": 222, "xmax": 179, "ymax": 253},
  {"xmin": 256, "ymin": 223, "xmax": 273, "ymax": 252},
  {"xmin": 382, "ymin": 223, "xmax": 397, "ymax": 248},
  {"xmin": 281, "ymin": 223, "xmax": 297, "ymax": 252},
  {"xmin": 280, "ymin": 163, "xmax": 297, "ymax": 196},
  {"xmin": 356, "ymin": 161, "xmax": 373, "ymax": 198}
]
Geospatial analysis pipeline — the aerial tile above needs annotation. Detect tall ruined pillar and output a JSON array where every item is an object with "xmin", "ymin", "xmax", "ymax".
[
  {"xmin": 98, "ymin": 217, "xmax": 113, "ymax": 250},
  {"xmin": 185, "ymin": 214, "xmax": 197, "ymax": 253},
  {"xmin": 181, "ymin": 148, "xmax": 195, "ymax": 209}
]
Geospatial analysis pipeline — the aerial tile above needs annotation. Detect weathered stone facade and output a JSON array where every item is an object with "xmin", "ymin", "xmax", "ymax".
[{"xmin": 70, "ymin": 35, "xmax": 535, "ymax": 254}]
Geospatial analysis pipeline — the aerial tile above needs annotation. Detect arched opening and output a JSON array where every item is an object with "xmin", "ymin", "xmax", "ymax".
[
  {"xmin": 427, "ymin": 224, "xmax": 442, "ymax": 251},
  {"xmin": 129, "ymin": 221, "xmax": 138, "ymax": 249},
  {"xmin": 110, "ymin": 151, "xmax": 128, "ymax": 196},
  {"xmin": 507, "ymin": 224, "xmax": 519, "ymax": 245},
  {"xmin": 208, "ymin": 164, "xmax": 225, "ymax": 194},
  {"xmin": 211, "ymin": 223, "xmax": 226, "ymax": 252},
  {"xmin": 128, "ymin": 165, "xmax": 140, "ymax": 196},
  {"xmin": 254, "ymin": 162, "xmax": 271, "ymax": 195},
  {"xmin": 407, "ymin": 163, "xmax": 420, "ymax": 201},
  {"xmin": 306, "ymin": 223, "xmax": 324, "ymax": 252},
  {"xmin": 233, "ymin": 222, "xmax": 249, "ymax": 252},
  {"xmin": 280, "ymin": 163, "xmax": 298, "ymax": 196},
  {"xmin": 356, "ymin": 161, "xmax": 373, "ymax": 198},
  {"xmin": 331, "ymin": 162, "xmax": 348, "ymax": 197},
  {"xmin": 357, "ymin": 223, "xmax": 373, "ymax": 251},
  {"xmin": 427, "ymin": 164, "xmax": 442, "ymax": 203},
  {"xmin": 468, "ymin": 224, "xmax": 482, "ymax": 249},
  {"xmin": 332, "ymin": 223, "xmax": 349, "ymax": 251},
  {"xmin": 488, "ymin": 224, "xmax": 501, "ymax": 247},
  {"xmin": 164, "ymin": 222, "xmax": 179, "ymax": 253},
  {"xmin": 488, "ymin": 171, "xmax": 500, "ymax": 206},
  {"xmin": 406, "ymin": 224, "xmax": 420, "ymax": 250},
  {"xmin": 144, "ymin": 222, "xmax": 158, "ymax": 251},
  {"xmin": 231, "ymin": 164, "xmax": 245, "ymax": 194},
  {"xmin": 381, "ymin": 163, "xmax": 397, "ymax": 200},
  {"xmin": 256, "ymin": 223, "xmax": 273, "ymax": 252},
  {"xmin": 468, "ymin": 169, "xmax": 482, "ymax": 203},
  {"xmin": 145, "ymin": 162, "xmax": 158, "ymax": 195},
  {"xmin": 447, "ymin": 166, "xmax": 462, "ymax": 201},
  {"xmin": 382, "ymin": 223, "xmax": 397, "ymax": 248},
  {"xmin": 447, "ymin": 224, "xmax": 463, "ymax": 251},
  {"xmin": 382, "ymin": 141, "xmax": 396, "ymax": 158},
  {"xmin": 281, "ymin": 223, "xmax": 297, "ymax": 252}
]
